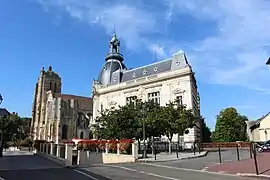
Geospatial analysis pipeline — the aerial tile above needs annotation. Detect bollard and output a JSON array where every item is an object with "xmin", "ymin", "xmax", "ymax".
[
  {"xmin": 252, "ymin": 144, "xmax": 259, "ymax": 175},
  {"xmin": 176, "ymin": 143, "xmax": 179, "ymax": 159},
  {"xmin": 250, "ymin": 142, "xmax": 253, "ymax": 159},
  {"xmin": 218, "ymin": 146, "xmax": 222, "ymax": 164},
  {"xmin": 236, "ymin": 145, "xmax": 240, "ymax": 161},
  {"xmin": 154, "ymin": 146, "xmax": 157, "ymax": 161}
]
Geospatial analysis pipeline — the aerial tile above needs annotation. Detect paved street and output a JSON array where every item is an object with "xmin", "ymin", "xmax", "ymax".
[
  {"xmin": 152, "ymin": 149, "xmax": 251, "ymax": 170},
  {"xmin": 206, "ymin": 152, "xmax": 270, "ymax": 176},
  {"xmin": 0, "ymin": 151, "xmax": 108, "ymax": 180},
  {"xmin": 80, "ymin": 162, "xmax": 253, "ymax": 180},
  {"xmin": 0, "ymin": 150, "xmax": 255, "ymax": 180}
]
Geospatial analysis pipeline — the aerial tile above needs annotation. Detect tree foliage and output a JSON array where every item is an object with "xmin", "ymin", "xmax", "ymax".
[
  {"xmin": 0, "ymin": 114, "xmax": 30, "ymax": 151},
  {"xmin": 201, "ymin": 118, "xmax": 212, "ymax": 142},
  {"xmin": 94, "ymin": 100, "xmax": 197, "ymax": 141},
  {"xmin": 213, "ymin": 107, "xmax": 247, "ymax": 142}
]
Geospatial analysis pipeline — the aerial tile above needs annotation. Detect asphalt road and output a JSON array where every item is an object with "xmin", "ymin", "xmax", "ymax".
[
  {"xmin": 0, "ymin": 151, "xmax": 108, "ymax": 180},
  {"xmin": 154, "ymin": 149, "xmax": 251, "ymax": 170},
  {"xmin": 80, "ymin": 163, "xmax": 253, "ymax": 180},
  {"xmin": 0, "ymin": 150, "xmax": 254, "ymax": 180}
]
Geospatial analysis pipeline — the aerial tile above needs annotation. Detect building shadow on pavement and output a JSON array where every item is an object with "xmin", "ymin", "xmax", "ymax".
[{"xmin": 0, "ymin": 167, "xmax": 112, "ymax": 180}]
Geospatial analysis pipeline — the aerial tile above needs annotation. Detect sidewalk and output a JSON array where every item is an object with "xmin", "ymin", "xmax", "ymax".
[
  {"xmin": 205, "ymin": 152, "xmax": 270, "ymax": 178},
  {"xmin": 137, "ymin": 151, "xmax": 208, "ymax": 162}
]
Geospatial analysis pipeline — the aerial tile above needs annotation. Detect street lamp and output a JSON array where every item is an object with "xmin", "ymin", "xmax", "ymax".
[
  {"xmin": 141, "ymin": 103, "xmax": 147, "ymax": 159},
  {"xmin": 177, "ymin": 97, "xmax": 183, "ymax": 153},
  {"xmin": 0, "ymin": 94, "xmax": 3, "ymax": 105}
]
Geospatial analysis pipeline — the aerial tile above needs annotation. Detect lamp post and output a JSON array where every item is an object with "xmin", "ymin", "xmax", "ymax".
[
  {"xmin": 177, "ymin": 97, "xmax": 183, "ymax": 153},
  {"xmin": 141, "ymin": 103, "xmax": 147, "ymax": 159}
]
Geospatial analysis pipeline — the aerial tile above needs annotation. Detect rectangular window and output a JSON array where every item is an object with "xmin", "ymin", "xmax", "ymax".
[
  {"xmin": 49, "ymin": 82, "xmax": 52, "ymax": 91},
  {"xmin": 126, "ymin": 96, "xmax": 137, "ymax": 105},
  {"xmin": 54, "ymin": 83, "xmax": 57, "ymax": 92},
  {"xmin": 100, "ymin": 104, "xmax": 103, "ymax": 112},
  {"xmin": 148, "ymin": 91, "xmax": 160, "ymax": 104},
  {"xmin": 176, "ymin": 95, "xmax": 183, "ymax": 106}
]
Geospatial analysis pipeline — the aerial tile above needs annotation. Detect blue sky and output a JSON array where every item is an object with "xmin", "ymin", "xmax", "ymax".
[{"xmin": 1, "ymin": 0, "xmax": 270, "ymax": 130}]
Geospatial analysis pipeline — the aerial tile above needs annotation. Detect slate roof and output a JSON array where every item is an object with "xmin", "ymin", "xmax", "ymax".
[
  {"xmin": 99, "ymin": 50, "xmax": 190, "ymax": 86},
  {"xmin": 0, "ymin": 108, "xmax": 10, "ymax": 117},
  {"xmin": 54, "ymin": 93, "xmax": 92, "ymax": 111},
  {"xmin": 248, "ymin": 112, "xmax": 270, "ymax": 129}
]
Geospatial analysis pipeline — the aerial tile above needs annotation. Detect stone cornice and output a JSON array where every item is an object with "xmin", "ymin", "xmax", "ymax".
[{"xmin": 94, "ymin": 67, "xmax": 192, "ymax": 95}]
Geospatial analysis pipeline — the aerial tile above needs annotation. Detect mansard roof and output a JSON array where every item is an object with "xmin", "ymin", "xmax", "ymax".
[
  {"xmin": 120, "ymin": 52, "xmax": 189, "ymax": 83},
  {"xmin": 98, "ymin": 50, "xmax": 191, "ymax": 86}
]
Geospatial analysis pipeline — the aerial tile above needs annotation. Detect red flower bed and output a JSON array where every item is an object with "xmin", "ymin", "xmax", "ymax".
[
  {"xmin": 78, "ymin": 139, "xmax": 98, "ymax": 150},
  {"xmin": 98, "ymin": 140, "xmax": 108, "ymax": 150},
  {"xmin": 76, "ymin": 139, "xmax": 134, "ymax": 153},
  {"xmin": 119, "ymin": 139, "xmax": 134, "ymax": 153},
  {"xmin": 107, "ymin": 139, "xmax": 118, "ymax": 151},
  {"xmin": 61, "ymin": 140, "xmax": 75, "ymax": 145}
]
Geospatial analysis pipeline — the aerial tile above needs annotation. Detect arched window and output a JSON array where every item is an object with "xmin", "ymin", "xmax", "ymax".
[
  {"xmin": 80, "ymin": 131, "xmax": 84, "ymax": 139},
  {"xmin": 89, "ymin": 133, "xmax": 93, "ymax": 139},
  {"xmin": 61, "ymin": 124, "xmax": 68, "ymax": 139}
]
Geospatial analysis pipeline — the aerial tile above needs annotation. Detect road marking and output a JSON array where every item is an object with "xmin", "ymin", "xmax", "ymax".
[
  {"xmin": 73, "ymin": 169, "xmax": 100, "ymax": 180},
  {"xmin": 104, "ymin": 164, "xmax": 182, "ymax": 180},
  {"xmin": 139, "ymin": 163, "xmax": 239, "ymax": 177},
  {"xmin": 0, "ymin": 177, "xmax": 6, "ymax": 180}
]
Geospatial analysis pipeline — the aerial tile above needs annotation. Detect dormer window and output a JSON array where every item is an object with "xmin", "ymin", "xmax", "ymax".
[
  {"xmin": 132, "ymin": 72, "xmax": 136, "ymax": 78},
  {"xmin": 154, "ymin": 67, "xmax": 158, "ymax": 72},
  {"xmin": 143, "ymin": 69, "xmax": 147, "ymax": 75}
]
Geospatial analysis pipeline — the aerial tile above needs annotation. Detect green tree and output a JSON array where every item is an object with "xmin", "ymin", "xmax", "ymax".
[
  {"xmin": 0, "ymin": 113, "xmax": 22, "ymax": 157},
  {"xmin": 157, "ymin": 101, "xmax": 196, "ymax": 153},
  {"xmin": 214, "ymin": 107, "xmax": 247, "ymax": 142},
  {"xmin": 96, "ymin": 102, "xmax": 142, "ymax": 139},
  {"xmin": 95, "ymin": 100, "xmax": 167, "ymax": 140},
  {"xmin": 200, "ymin": 118, "xmax": 212, "ymax": 142}
]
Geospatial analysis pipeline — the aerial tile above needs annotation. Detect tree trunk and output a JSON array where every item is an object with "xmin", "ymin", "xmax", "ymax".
[{"xmin": 168, "ymin": 137, "xmax": 172, "ymax": 154}]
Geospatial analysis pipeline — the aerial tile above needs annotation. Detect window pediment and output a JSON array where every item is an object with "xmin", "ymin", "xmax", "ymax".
[
  {"xmin": 108, "ymin": 100, "xmax": 117, "ymax": 107},
  {"xmin": 172, "ymin": 88, "xmax": 185, "ymax": 94}
]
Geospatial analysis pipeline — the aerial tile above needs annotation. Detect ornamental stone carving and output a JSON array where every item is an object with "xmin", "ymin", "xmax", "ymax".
[
  {"xmin": 108, "ymin": 100, "xmax": 117, "ymax": 107},
  {"xmin": 172, "ymin": 87, "xmax": 185, "ymax": 94}
]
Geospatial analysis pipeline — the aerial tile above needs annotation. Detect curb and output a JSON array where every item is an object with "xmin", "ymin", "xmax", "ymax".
[
  {"xmin": 138, "ymin": 151, "xmax": 208, "ymax": 163},
  {"xmin": 237, "ymin": 173, "xmax": 270, "ymax": 179},
  {"xmin": 37, "ymin": 153, "xmax": 72, "ymax": 168}
]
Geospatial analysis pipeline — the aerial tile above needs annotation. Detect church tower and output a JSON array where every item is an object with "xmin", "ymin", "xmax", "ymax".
[{"xmin": 31, "ymin": 66, "xmax": 61, "ymax": 140}]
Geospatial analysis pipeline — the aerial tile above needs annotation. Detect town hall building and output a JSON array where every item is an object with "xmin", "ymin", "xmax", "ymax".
[{"xmin": 92, "ymin": 33, "xmax": 201, "ymax": 147}]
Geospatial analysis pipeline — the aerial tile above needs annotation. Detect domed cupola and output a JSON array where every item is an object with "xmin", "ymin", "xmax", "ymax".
[{"xmin": 98, "ymin": 33, "xmax": 127, "ymax": 86}]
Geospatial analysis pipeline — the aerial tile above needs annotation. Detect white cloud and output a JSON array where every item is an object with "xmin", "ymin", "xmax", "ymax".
[
  {"xmin": 149, "ymin": 44, "xmax": 166, "ymax": 59},
  {"xmin": 36, "ymin": 0, "xmax": 159, "ymax": 51},
  {"xmin": 167, "ymin": 0, "xmax": 270, "ymax": 92},
  {"xmin": 35, "ymin": 0, "xmax": 270, "ymax": 93}
]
